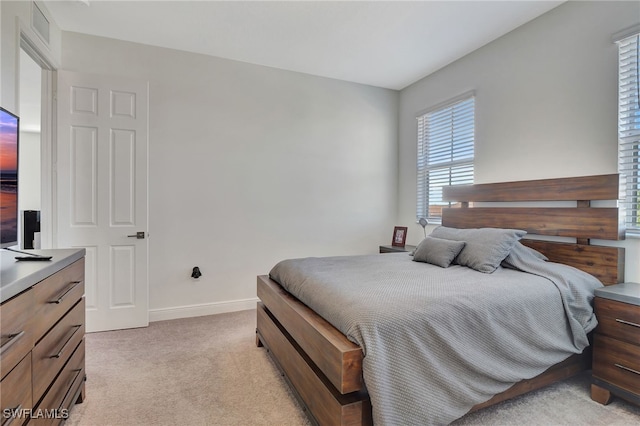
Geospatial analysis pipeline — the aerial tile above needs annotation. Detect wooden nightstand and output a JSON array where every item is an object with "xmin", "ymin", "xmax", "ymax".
[
  {"xmin": 591, "ymin": 282, "xmax": 640, "ymax": 406},
  {"xmin": 379, "ymin": 245, "xmax": 416, "ymax": 254}
]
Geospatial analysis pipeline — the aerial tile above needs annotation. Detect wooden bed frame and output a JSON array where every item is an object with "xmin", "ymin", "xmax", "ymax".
[{"xmin": 256, "ymin": 174, "xmax": 626, "ymax": 425}]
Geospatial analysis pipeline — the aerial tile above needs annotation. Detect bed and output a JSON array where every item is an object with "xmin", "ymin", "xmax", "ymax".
[{"xmin": 255, "ymin": 174, "xmax": 625, "ymax": 425}]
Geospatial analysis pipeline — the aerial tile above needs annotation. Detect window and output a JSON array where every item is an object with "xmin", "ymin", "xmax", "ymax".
[
  {"xmin": 617, "ymin": 31, "xmax": 640, "ymax": 234},
  {"xmin": 416, "ymin": 94, "xmax": 474, "ymax": 222}
]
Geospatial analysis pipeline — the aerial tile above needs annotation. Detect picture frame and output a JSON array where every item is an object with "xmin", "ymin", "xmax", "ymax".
[{"xmin": 392, "ymin": 226, "xmax": 408, "ymax": 247}]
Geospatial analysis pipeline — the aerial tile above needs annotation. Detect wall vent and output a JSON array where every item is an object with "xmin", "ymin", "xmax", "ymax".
[{"xmin": 31, "ymin": 2, "xmax": 50, "ymax": 45}]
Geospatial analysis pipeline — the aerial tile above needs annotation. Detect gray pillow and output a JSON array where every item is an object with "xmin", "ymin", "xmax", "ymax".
[
  {"xmin": 501, "ymin": 241, "xmax": 548, "ymax": 270},
  {"xmin": 412, "ymin": 236, "xmax": 466, "ymax": 268},
  {"xmin": 429, "ymin": 226, "xmax": 526, "ymax": 273}
]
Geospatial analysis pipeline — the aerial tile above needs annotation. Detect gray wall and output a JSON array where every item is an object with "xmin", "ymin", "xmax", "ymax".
[
  {"xmin": 61, "ymin": 33, "xmax": 399, "ymax": 317},
  {"xmin": 398, "ymin": 1, "xmax": 639, "ymax": 281},
  {"xmin": 5, "ymin": 0, "xmax": 638, "ymax": 318}
]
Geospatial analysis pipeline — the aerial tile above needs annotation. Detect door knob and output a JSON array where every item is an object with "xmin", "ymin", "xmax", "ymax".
[{"xmin": 127, "ymin": 232, "xmax": 145, "ymax": 239}]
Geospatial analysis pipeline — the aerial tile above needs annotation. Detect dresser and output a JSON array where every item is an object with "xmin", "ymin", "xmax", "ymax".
[
  {"xmin": 1, "ymin": 249, "xmax": 86, "ymax": 425},
  {"xmin": 591, "ymin": 282, "xmax": 640, "ymax": 406}
]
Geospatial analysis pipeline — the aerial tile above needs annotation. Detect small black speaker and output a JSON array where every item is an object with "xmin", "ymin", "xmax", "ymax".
[{"xmin": 23, "ymin": 210, "xmax": 40, "ymax": 249}]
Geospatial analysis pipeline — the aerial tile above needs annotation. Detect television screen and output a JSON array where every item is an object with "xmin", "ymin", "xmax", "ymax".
[{"xmin": 1, "ymin": 107, "xmax": 19, "ymax": 248}]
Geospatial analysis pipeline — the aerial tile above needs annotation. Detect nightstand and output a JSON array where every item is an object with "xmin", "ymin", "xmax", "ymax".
[
  {"xmin": 591, "ymin": 282, "xmax": 640, "ymax": 406},
  {"xmin": 379, "ymin": 245, "xmax": 416, "ymax": 254}
]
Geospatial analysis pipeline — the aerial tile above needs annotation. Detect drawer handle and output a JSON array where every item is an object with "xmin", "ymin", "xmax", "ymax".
[
  {"xmin": 49, "ymin": 325, "xmax": 82, "ymax": 359},
  {"xmin": 615, "ymin": 318, "xmax": 640, "ymax": 329},
  {"xmin": 47, "ymin": 280, "xmax": 82, "ymax": 304},
  {"xmin": 615, "ymin": 363, "xmax": 640, "ymax": 376},
  {"xmin": 0, "ymin": 331, "xmax": 25, "ymax": 355},
  {"xmin": 58, "ymin": 368, "xmax": 83, "ymax": 412},
  {"xmin": 1, "ymin": 404, "xmax": 22, "ymax": 426}
]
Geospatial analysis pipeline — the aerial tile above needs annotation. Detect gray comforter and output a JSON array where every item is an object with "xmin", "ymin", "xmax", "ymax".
[{"xmin": 269, "ymin": 253, "xmax": 602, "ymax": 425}]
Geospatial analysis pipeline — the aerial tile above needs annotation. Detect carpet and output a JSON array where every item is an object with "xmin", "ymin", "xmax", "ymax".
[{"xmin": 66, "ymin": 309, "xmax": 639, "ymax": 425}]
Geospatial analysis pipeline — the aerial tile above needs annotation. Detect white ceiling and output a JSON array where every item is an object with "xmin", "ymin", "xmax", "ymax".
[{"xmin": 44, "ymin": 0, "xmax": 564, "ymax": 90}]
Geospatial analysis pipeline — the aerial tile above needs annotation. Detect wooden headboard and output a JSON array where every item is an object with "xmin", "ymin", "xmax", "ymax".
[{"xmin": 442, "ymin": 174, "xmax": 625, "ymax": 285}]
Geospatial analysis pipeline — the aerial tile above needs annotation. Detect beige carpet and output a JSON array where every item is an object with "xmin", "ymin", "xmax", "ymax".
[{"xmin": 67, "ymin": 309, "xmax": 639, "ymax": 426}]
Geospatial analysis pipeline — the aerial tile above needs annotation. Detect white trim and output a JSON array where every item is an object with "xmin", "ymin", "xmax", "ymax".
[
  {"xmin": 16, "ymin": 15, "xmax": 59, "ymax": 70},
  {"xmin": 415, "ymin": 90, "xmax": 476, "ymax": 118},
  {"xmin": 39, "ymin": 69, "xmax": 54, "ymax": 248},
  {"xmin": 148, "ymin": 298, "xmax": 259, "ymax": 322},
  {"xmin": 612, "ymin": 23, "xmax": 640, "ymax": 43},
  {"xmin": 18, "ymin": 24, "xmax": 57, "ymax": 249}
]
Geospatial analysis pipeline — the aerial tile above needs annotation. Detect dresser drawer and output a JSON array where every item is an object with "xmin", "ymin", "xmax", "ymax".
[
  {"xmin": 32, "ymin": 259, "xmax": 84, "ymax": 343},
  {"xmin": 594, "ymin": 298, "xmax": 640, "ymax": 345},
  {"xmin": 0, "ymin": 289, "xmax": 34, "ymax": 381},
  {"xmin": 31, "ymin": 339, "xmax": 85, "ymax": 426},
  {"xmin": 0, "ymin": 353, "xmax": 32, "ymax": 426},
  {"xmin": 596, "ymin": 317, "xmax": 640, "ymax": 345},
  {"xmin": 593, "ymin": 334, "xmax": 640, "ymax": 396},
  {"xmin": 32, "ymin": 299, "xmax": 85, "ymax": 404},
  {"xmin": 595, "ymin": 297, "xmax": 640, "ymax": 323}
]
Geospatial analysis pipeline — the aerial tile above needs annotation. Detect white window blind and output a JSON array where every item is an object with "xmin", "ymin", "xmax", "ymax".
[
  {"xmin": 417, "ymin": 96, "xmax": 474, "ymax": 221},
  {"xmin": 618, "ymin": 33, "xmax": 640, "ymax": 234}
]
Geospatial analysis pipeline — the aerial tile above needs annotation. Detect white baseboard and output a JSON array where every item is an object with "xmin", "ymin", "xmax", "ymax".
[{"xmin": 149, "ymin": 298, "xmax": 259, "ymax": 322}]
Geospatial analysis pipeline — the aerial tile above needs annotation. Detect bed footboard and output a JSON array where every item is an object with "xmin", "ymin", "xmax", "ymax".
[
  {"xmin": 256, "ymin": 299, "xmax": 371, "ymax": 425},
  {"xmin": 257, "ymin": 275, "xmax": 364, "ymax": 393}
]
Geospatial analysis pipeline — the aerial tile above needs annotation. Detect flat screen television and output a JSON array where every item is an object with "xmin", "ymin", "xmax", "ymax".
[{"xmin": 1, "ymin": 107, "xmax": 19, "ymax": 248}]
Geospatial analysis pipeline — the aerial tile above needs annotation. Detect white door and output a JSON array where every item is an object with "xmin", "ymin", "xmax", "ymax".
[{"xmin": 56, "ymin": 71, "xmax": 149, "ymax": 332}]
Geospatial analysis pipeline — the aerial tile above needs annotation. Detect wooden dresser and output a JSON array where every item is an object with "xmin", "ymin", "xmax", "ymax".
[
  {"xmin": 1, "ymin": 249, "xmax": 86, "ymax": 425},
  {"xmin": 591, "ymin": 282, "xmax": 640, "ymax": 407}
]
